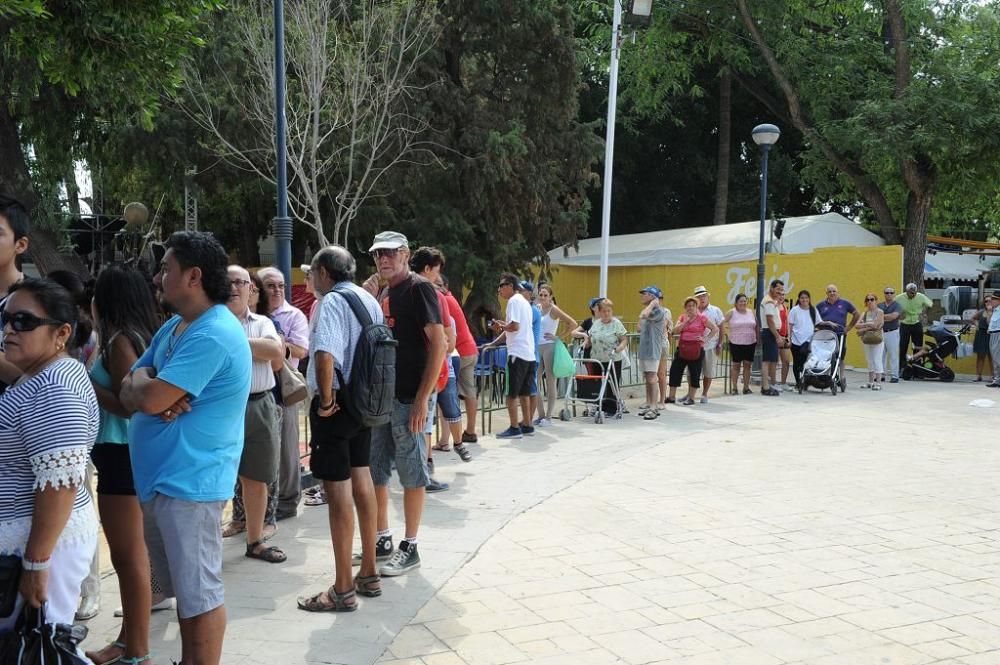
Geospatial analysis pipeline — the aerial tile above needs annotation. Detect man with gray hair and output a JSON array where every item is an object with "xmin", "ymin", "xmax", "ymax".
[
  {"xmin": 298, "ymin": 246, "xmax": 382, "ymax": 611},
  {"xmin": 257, "ymin": 266, "xmax": 310, "ymax": 520}
]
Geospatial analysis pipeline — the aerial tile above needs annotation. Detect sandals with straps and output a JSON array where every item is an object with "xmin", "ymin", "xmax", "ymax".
[
  {"xmin": 297, "ymin": 586, "xmax": 357, "ymax": 612},
  {"xmin": 354, "ymin": 574, "xmax": 382, "ymax": 597},
  {"xmin": 86, "ymin": 641, "xmax": 126, "ymax": 665},
  {"xmin": 121, "ymin": 657, "xmax": 154, "ymax": 665},
  {"xmin": 246, "ymin": 539, "xmax": 287, "ymax": 563}
]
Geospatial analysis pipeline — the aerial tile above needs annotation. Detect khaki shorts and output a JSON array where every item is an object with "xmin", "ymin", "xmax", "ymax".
[
  {"xmin": 702, "ymin": 347, "xmax": 717, "ymax": 379},
  {"xmin": 458, "ymin": 354, "xmax": 477, "ymax": 400},
  {"xmin": 639, "ymin": 359, "xmax": 659, "ymax": 374}
]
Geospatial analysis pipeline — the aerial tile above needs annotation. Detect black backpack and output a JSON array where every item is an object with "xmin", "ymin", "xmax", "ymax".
[{"xmin": 331, "ymin": 286, "xmax": 397, "ymax": 427}]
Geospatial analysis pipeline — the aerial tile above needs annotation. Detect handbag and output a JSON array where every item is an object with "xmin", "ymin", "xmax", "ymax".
[
  {"xmin": 0, "ymin": 604, "xmax": 90, "ymax": 664},
  {"xmin": 861, "ymin": 329, "xmax": 883, "ymax": 345},
  {"xmin": 278, "ymin": 360, "xmax": 309, "ymax": 406},
  {"xmin": 0, "ymin": 554, "xmax": 21, "ymax": 618},
  {"xmin": 678, "ymin": 338, "xmax": 702, "ymax": 361},
  {"xmin": 552, "ymin": 339, "xmax": 576, "ymax": 378}
]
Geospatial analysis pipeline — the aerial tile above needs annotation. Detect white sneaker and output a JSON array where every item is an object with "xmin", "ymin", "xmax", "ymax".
[{"xmin": 536, "ymin": 418, "xmax": 553, "ymax": 427}]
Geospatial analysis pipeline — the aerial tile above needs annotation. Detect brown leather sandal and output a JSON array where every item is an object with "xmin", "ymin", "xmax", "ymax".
[
  {"xmin": 297, "ymin": 587, "xmax": 357, "ymax": 612},
  {"xmin": 354, "ymin": 574, "xmax": 382, "ymax": 597}
]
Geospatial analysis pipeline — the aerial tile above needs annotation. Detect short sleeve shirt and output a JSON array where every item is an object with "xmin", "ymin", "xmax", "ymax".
[
  {"xmin": 786, "ymin": 306, "xmax": 815, "ymax": 346},
  {"xmin": 381, "ymin": 273, "xmax": 443, "ymax": 401},
  {"xmin": 700, "ymin": 304, "xmax": 725, "ymax": 349},
  {"xmin": 270, "ymin": 300, "xmax": 310, "ymax": 369},
  {"xmin": 128, "ymin": 305, "xmax": 252, "ymax": 503},
  {"xmin": 240, "ymin": 310, "xmax": 280, "ymax": 393},
  {"xmin": 638, "ymin": 305, "xmax": 665, "ymax": 361},
  {"xmin": 444, "ymin": 292, "xmax": 477, "ymax": 357},
  {"xmin": 897, "ymin": 293, "xmax": 932, "ymax": 325},
  {"xmin": 308, "ymin": 282, "xmax": 383, "ymax": 392},
  {"xmin": 588, "ymin": 318, "xmax": 627, "ymax": 362},
  {"xmin": 878, "ymin": 301, "xmax": 903, "ymax": 332},
  {"xmin": 504, "ymin": 293, "xmax": 536, "ymax": 362},
  {"xmin": 816, "ymin": 298, "xmax": 857, "ymax": 329},
  {"xmin": 762, "ymin": 297, "xmax": 782, "ymax": 332}
]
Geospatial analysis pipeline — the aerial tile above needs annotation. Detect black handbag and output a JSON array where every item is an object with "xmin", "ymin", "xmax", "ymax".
[
  {"xmin": 0, "ymin": 554, "xmax": 21, "ymax": 619},
  {"xmin": 0, "ymin": 604, "xmax": 90, "ymax": 664}
]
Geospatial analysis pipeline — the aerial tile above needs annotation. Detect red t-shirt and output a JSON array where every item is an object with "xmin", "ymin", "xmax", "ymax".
[
  {"xmin": 444, "ymin": 291, "xmax": 477, "ymax": 357},
  {"xmin": 779, "ymin": 304, "xmax": 789, "ymax": 337}
]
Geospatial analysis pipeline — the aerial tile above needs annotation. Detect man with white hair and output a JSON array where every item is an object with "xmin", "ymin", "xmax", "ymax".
[
  {"xmin": 257, "ymin": 266, "xmax": 310, "ymax": 521},
  {"xmin": 896, "ymin": 282, "xmax": 932, "ymax": 361}
]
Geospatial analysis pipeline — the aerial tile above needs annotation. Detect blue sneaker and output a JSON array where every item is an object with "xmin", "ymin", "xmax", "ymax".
[
  {"xmin": 521, "ymin": 424, "xmax": 536, "ymax": 437},
  {"xmin": 496, "ymin": 426, "xmax": 523, "ymax": 439}
]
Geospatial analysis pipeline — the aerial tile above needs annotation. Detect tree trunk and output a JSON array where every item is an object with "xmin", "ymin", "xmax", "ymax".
[
  {"xmin": 712, "ymin": 68, "xmax": 732, "ymax": 226},
  {"xmin": 902, "ymin": 189, "xmax": 932, "ymax": 288},
  {"xmin": 0, "ymin": 105, "xmax": 38, "ymax": 211},
  {"xmin": 65, "ymin": 166, "xmax": 81, "ymax": 217}
]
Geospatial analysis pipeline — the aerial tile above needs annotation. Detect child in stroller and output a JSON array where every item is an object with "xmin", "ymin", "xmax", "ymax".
[{"xmin": 901, "ymin": 323, "xmax": 971, "ymax": 382}]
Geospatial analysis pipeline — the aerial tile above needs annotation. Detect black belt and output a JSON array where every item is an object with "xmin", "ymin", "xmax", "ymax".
[{"xmin": 248, "ymin": 391, "xmax": 271, "ymax": 401}]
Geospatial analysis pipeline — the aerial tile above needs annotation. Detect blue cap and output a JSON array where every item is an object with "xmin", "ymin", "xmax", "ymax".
[
  {"xmin": 518, "ymin": 280, "xmax": 534, "ymax": 292},
  {"xmin": 639, "ymin": 285, "xmax": 663, "ymax": 299},
  {"xmin": 588, "ymin": 297, "xmax": 602, "ymax": 309}
]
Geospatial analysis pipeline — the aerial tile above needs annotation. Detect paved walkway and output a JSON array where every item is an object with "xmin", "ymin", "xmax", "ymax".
[{"xmin": 83, "ymin": 375, "xmax": 1000, "ymax": 664}]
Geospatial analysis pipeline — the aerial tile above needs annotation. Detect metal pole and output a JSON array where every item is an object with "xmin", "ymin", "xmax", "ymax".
[
  {"xmin": 598, "ymin": 0, "xmax": 622, "ymax": 299},
  {"xmin": 755, "ymin": 144, "xmax": 771, "ymax": 332},
  {"xmin": 273, "ymin": 0, "xmax": 293, "ymax": 299}
]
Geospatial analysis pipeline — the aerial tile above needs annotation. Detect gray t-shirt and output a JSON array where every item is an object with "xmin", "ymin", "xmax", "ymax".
[
  {"xmin": 638, "ymin": 305, "xmax": 666, "ymax": 361},
  {"xmin": 879, "ymin": 301, "xmax": 902, "ymax": 332}
]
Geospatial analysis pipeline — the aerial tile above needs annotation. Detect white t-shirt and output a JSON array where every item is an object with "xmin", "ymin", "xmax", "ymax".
[
  {"xmin": 786, "ymin": 305, "xmax": 816, "ymax": 346},
  {"xmin": 700, "ymin": 304, "xmax": 725, "ymax": 349},
  {"xmin": 505, "ymin": 293, "xmax": 536, "ymax": 362}
]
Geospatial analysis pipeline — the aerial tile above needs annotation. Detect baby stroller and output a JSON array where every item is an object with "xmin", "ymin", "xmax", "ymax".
[
  {"xmin": 559, "ymin": 348, "xmax": 624, "ymax": 424},
  {"xmin": 901, "ymin": 323, "xmax": 971, "ymax": 383},
  {"xmin": 800, "ymin": 321, "xmax": 847, "ymax": 395}
]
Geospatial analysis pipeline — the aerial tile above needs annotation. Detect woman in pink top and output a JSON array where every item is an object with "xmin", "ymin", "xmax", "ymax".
[
  {"xmin": 668, "ymin": 297, "xmax": 720, "ymax": 405},
  {"xmin": 723, "ymin": 293, "xmax": 758, "ymax": 395}
]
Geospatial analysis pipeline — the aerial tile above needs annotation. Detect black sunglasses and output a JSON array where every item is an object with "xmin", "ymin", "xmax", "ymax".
[
  {"xmin": 371, "ymin": 248, "xmax": 401, "ymax": 259},
  {"xmin": 1, "ymin": 310, "xmax": 67, "ymax": 333}
]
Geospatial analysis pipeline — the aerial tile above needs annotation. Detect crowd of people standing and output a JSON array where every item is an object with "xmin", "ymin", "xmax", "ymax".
[{"xmin": 1, "ymin": 186, "xmax": 998, "ymax": 665}]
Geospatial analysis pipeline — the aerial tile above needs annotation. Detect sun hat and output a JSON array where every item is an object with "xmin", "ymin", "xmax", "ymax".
[
  {"xmin": 693, "ymin": 285, "xmax": 709, "ymax": 297},
  {"xmin": 368, "ymin": 231, "xmax": 409, "ymax": 252}
]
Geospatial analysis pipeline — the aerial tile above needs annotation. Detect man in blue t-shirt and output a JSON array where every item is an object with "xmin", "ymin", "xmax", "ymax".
[
  {"xmin": 121, "ymin": 231, "xmax": 251, "ymax": 665},
  {"xmin": 816, "ymin": 283, "xmax": 859, "ymax": 382}
]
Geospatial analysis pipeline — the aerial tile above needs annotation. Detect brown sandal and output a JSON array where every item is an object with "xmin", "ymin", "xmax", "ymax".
[
  {"xmin": 222, "ymin": 521, "xmax": 245, "ymax": 538},
  {"xmin": 354, "ymin": 574, "xmax": 382, "ymax": 597},
  {"xmin": 297, "ymin": 586, "xmax": 357, "ymax": 612},
  {"xmin": 431, "ymin": 442, "xmax": 451, "ymax": 452},
  {"xmin": 246, "ymin": 539, "xmax": 286, "ymax": 563}
]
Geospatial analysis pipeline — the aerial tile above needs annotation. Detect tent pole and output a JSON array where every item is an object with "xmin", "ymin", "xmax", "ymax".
[{"xmin": 599, "ymin": 0, "xmax": 622, "ymax": 299}]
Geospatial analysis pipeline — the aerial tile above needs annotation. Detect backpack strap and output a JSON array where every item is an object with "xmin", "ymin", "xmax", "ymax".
[{"xmin": 332, "ymin": 286, "xmax": 375, "ymax": 327}]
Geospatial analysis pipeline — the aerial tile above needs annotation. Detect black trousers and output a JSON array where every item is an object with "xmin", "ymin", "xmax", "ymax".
[
  {"xmin": 900, "ymin": 322, "xmax": 923, "ymax": 357},
  {"xmin": 791, "ymin": 342, "xmax": 810, "ymax": 385}
]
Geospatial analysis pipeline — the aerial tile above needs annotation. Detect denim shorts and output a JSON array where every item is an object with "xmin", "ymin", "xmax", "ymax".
[
  {"xmin": 142, "ymin": 493, "xmax": 225, "ymax": 619},
  {"xmin": 437, "ymin": 372, "xmax": 462, "ymax": 423},
  {"xmin": 371, "ymin": 398, "xmax": 431, "ymax": 489},
  {"xmin": 761, "ymin": 329, "xmax": 779, "ymax": 363}
]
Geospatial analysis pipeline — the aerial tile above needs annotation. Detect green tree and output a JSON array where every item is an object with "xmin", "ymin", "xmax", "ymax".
[{"xmin": 624, "ymin": 0, "xmax": 1000, "ymax": 284}]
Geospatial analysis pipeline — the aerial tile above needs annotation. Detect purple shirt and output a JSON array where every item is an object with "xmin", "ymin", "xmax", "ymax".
[
  {"xmin": 816, "ymin": 298, "xmax": 856, "ymax": 329},
  {"xmin": 270, "ymin": 300, "xmax": 309, "ymax": 369}
]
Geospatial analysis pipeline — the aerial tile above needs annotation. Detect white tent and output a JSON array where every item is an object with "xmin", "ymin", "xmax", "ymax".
[
  {"xmin": 549, "ymin": 213, "xmax": 883, "ymax": 267},
  {"xmin": 549, "ymin": 212, "xmax": 990, "ymax": 281}
]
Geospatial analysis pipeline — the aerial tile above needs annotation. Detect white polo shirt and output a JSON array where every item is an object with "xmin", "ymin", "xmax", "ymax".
[
  {"xmin": 505, "ymin": 293, "xmax": 536, "ymax": 362},
  {"xmin": 238, "ymin": 309, "xmax": 280, "ymax": 394}
]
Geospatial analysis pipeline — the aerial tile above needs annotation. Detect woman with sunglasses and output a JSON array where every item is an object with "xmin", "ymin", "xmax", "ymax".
[
  {"xmin": 0, "ymin": 278, "xmax": 99, "ymax": 639},
  {"xmin": 856, "ymin": 292, "xmax": 886, "ymax": 389},
  {"xmin": 85, "ymin": 266, "xmax": 164, "ymax": 665}
]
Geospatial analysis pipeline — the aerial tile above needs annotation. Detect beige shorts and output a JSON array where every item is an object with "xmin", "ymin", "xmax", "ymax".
[
  {"xmin": 702, "ymin": 347, "xmax": 717, "ymax": 379},
  {"xmin": 639, "ymin": 359, "xmax": 659, "ymax": 374},
  {"xmin": 458, "ymin": 354, "xmax": 477, "ymax": 400}
]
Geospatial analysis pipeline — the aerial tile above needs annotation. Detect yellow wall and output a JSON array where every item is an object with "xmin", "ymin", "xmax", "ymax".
[{"xmin": 545, "ymin": 245, "xmax": 915, "ymax": 370}]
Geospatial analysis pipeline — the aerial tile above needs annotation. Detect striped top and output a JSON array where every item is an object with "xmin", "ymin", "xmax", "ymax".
[{"xmin": 0, "ymin": 358, "xmax": 100, "ymax": 555}]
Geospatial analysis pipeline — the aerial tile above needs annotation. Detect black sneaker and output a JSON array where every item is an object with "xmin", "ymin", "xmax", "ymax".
[
  {"xmin": 521, "ymin": 424, "xmax": 536, "ymax": 437},
  {"xmin": 380, "ymin": 540, "xmax": 421, "ymax": 576},
  {"xmin": 352, "ymin": 534, "xmax": 393, "ymax": 566},
  {"xmin": 426, "ymin": 478, "xmax": 450, "ymax": 493},
  {"xmin": 461, "ymin": 431, "xmax": 478, "ymax": 444}
]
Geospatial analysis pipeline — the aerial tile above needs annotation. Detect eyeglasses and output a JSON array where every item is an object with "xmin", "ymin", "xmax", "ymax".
[
  {"xmin": 826, "ymin": 289, "xmax": 837, "ymax": 294},
  {"xmin": 230, "ymin": 279, "xmax": 251, "ymax": 288},
  {"xmin": 371, "ymin": 248, "xmax": 401, "ymax": 260},
  {"xmin": 1, "ymin": 310, "xmax": 66, "ymax": 333},
  {"xmin": 264, "ymin": 283, "xmax": 285, "ymax": 291}
]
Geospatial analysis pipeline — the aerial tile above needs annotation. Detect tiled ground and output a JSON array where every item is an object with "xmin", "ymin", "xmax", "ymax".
[
  {"xmin": 377, "ymin": 378, "xmax": 1000, "ymax": 665},
  {"xmin": 83, "ymin": 374, "xmax": 1000, "ymax": 664}
]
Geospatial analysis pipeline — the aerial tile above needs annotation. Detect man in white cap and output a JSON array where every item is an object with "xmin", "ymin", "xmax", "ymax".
[
  {"xmin": 693, "ymin": 285, "xmax": 724, "ymax": 403},
  {"xmin": 361, "ymin": 231, "xmax": 445, "ymax": 576},
  {"xmin": 896, "ymin": 282, "xmax": 932, "ymax": 361}
]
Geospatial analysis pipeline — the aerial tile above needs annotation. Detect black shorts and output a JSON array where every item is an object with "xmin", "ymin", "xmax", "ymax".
[
  {"xmin": 91, "ymin": 443, "xmax": 136, "ymax": 496},
  {"xmin": 506, "ymin": 356, "xmax": 537, "ymax": 398},
  {"xmin": 761, "ymin": 330, "xmax": 779, "ymax": 363},
  {"xmin": 729, "ymin": 342, "xmax": 756, "ymax": 364},
  {"xmin": 308, "ymin": 396, "xmax": 371, "ymax": 483}
]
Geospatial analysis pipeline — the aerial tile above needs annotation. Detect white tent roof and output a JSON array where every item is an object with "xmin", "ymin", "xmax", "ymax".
[
  {"xmin": 924, "ymin": 252, "xmax": 993, "ymax": 281},
  {"xmin": 549, "ymin": 213, "xmax": 884, "ymax": 267}
]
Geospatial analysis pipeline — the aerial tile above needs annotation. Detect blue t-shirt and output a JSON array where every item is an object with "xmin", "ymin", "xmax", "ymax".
[
  {"xmin": 816, "ymin": 298, "xmax": 857, "ymax": 329},
  {"xmin": 531, "ymin": 304, "xmax": 543, "ymax": 352},
  {"xmin": 128, "ymin": 305, "xmax": 252, "ymax": 503}
]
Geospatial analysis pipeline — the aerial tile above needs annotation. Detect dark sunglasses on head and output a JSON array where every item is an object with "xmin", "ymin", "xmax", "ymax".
[{"xmin": 1, "ymin": 310, "xmax": 67, "ymax": 332}]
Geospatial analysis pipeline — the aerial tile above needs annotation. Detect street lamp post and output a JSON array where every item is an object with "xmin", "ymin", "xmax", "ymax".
[
  {"xmin": 751, "ymin": 123, "xmax": 780, "ymax": 331},
  {"xmin": 598, "ymin": 0, "xmax": 653, "ymax": 299},
  {"xmin": 273, "ymin": 0, "xmax": 293, "ymax": 299}
]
